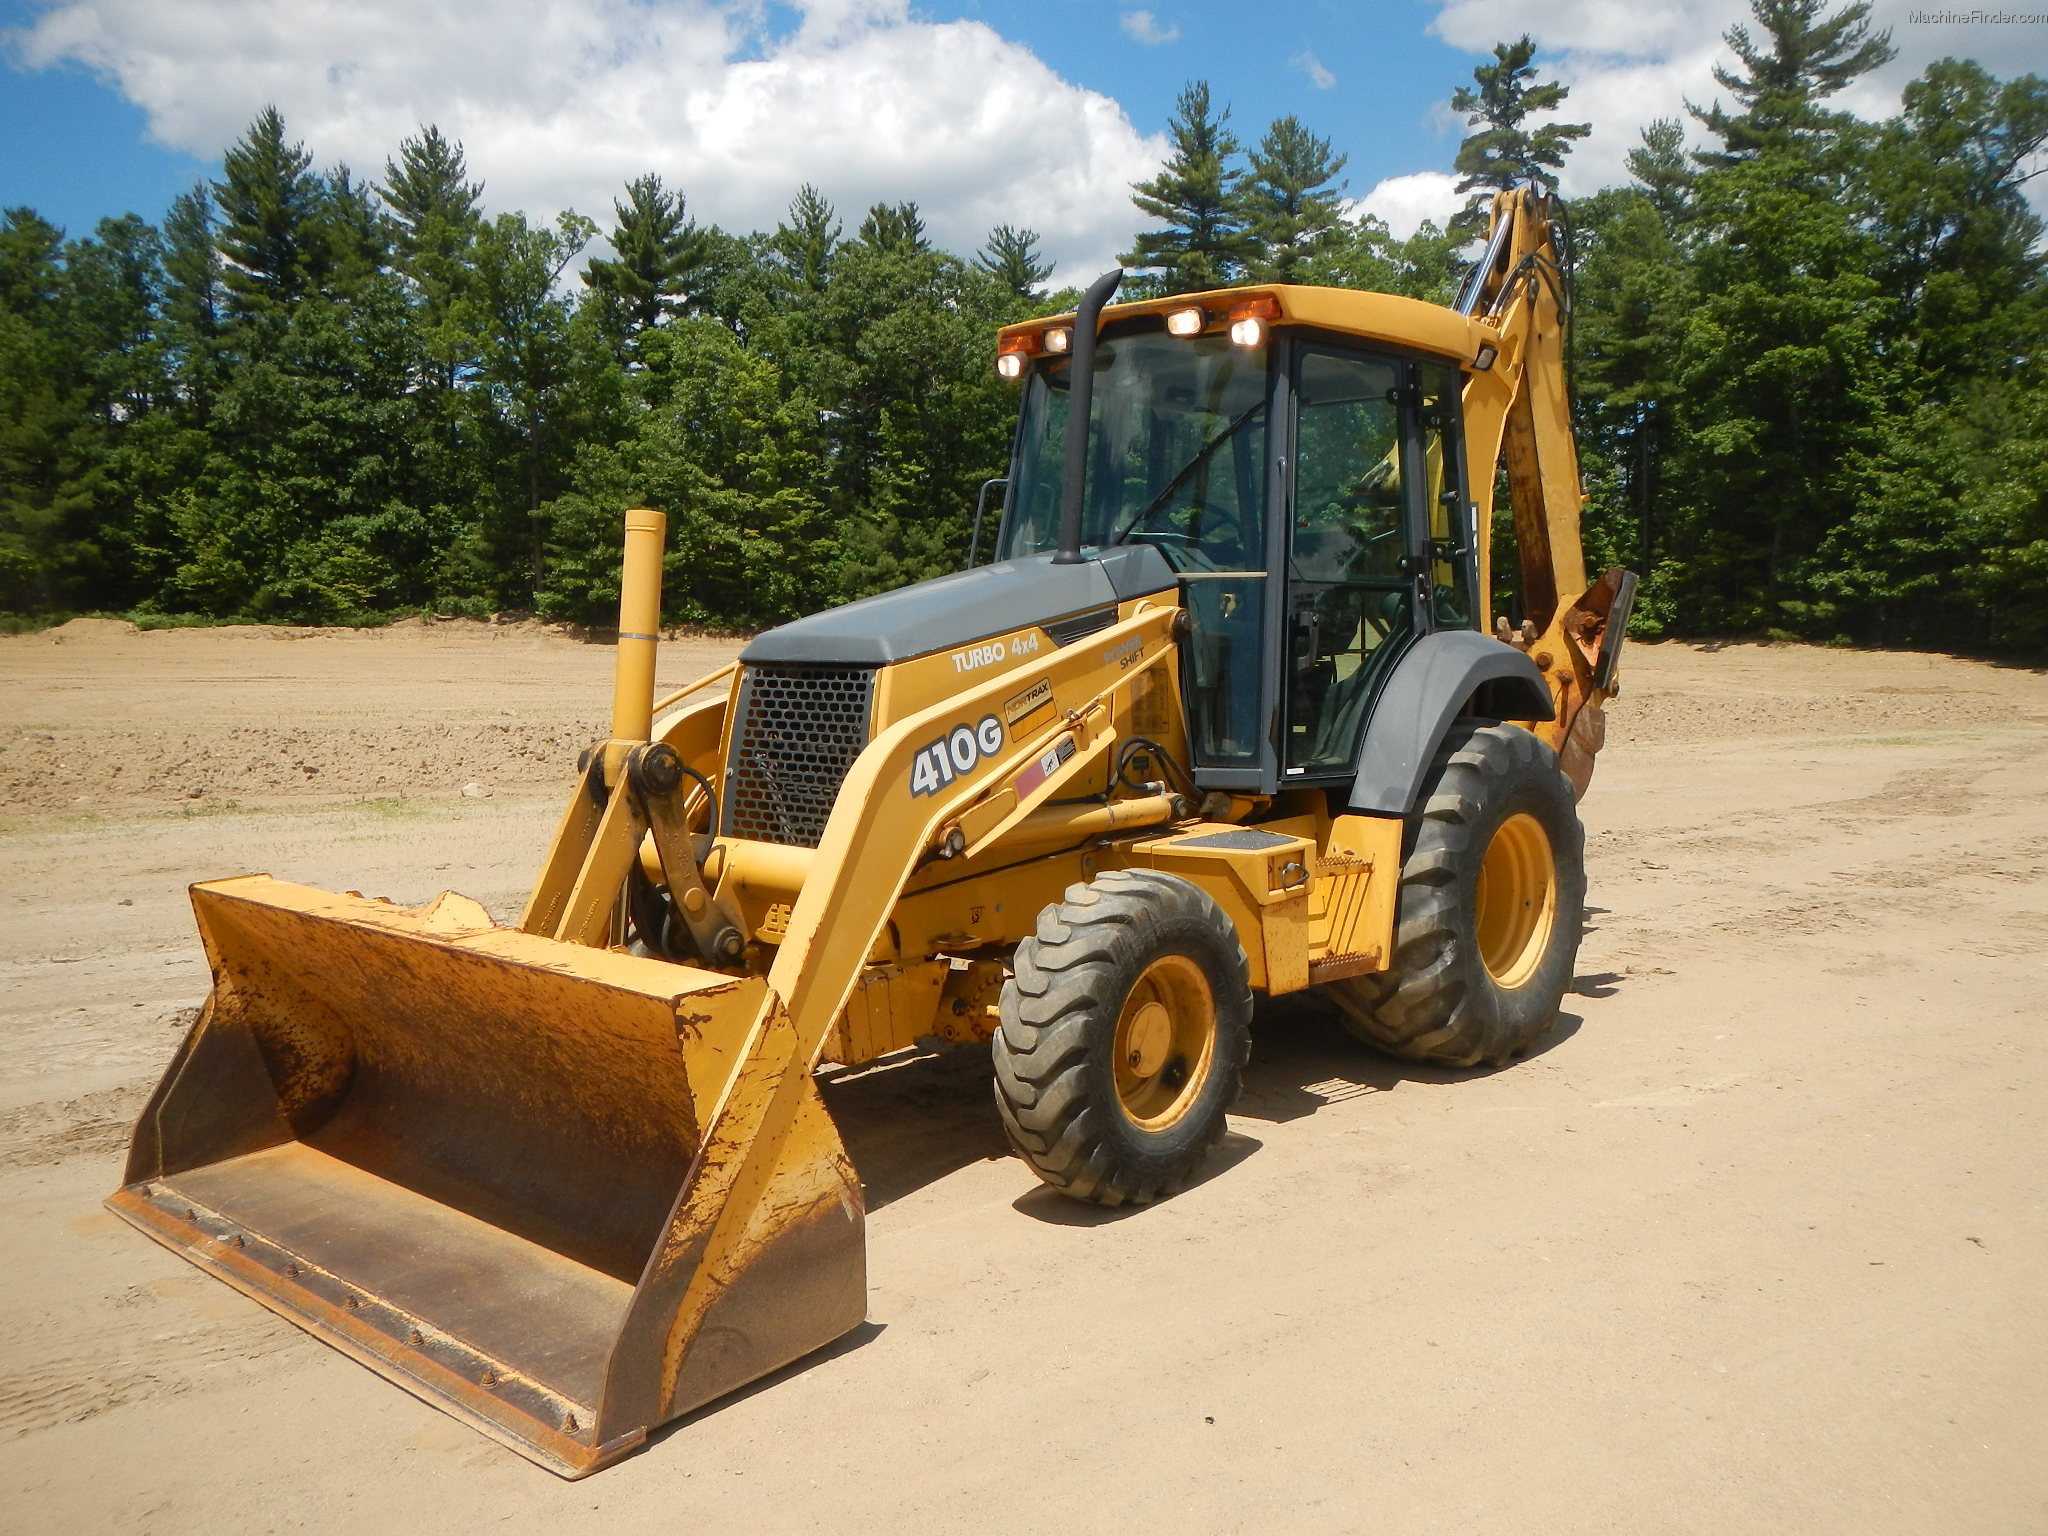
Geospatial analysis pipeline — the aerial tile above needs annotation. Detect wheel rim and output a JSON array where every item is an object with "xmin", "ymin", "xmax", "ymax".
[
  {"xmin": 1112, "ymin": 954, "xmax": 1217, "ymax": 1131},
  {"xmin": 1474, "ymin": 812, "xmax": 1558, "ymax": 990}
]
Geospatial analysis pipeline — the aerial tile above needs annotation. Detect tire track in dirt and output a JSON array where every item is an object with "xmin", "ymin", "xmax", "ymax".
[
  {"xmin": 0, "ymin": 1085, "xmax": 150, "ymax": 1171},
  {"xmin": 0, "ymin": 1281, "xmax": 304, "ymax": 1441}
]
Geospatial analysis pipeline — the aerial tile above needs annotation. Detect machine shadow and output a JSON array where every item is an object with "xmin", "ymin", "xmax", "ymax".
[
  {"xmin": 818, "ymin": 1044, "xmax": 1011, "ymax": 1215},
  {"xmin": 1008, "ymin": 1129, "xmax": 1265, "ymax": 1225},
  {"xmin": 1231, "ymin": 991, "xmax": 1583, "ymax": 1125},
  {"xmin": 646, "ymin": 1319, "xmax": 891, "ymax": 1451},
  {"xmin": 816, "ymin": 990, "xmax": 1585, "ymax": 1217}
]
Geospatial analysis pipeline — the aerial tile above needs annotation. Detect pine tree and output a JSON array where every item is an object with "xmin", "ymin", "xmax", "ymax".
[
  {"xmin": 1649, "ymin": 0, "xmax": 1897, "ymax": 633},
  {"xmin": 857, "ymin": 202, "xmax": 931, "ymax": 256},
  {"xmin": 213, "ymin": 107, "xmax": 323, "ymax": 326},
  {"xmin": 1626, "ymin": 119, "xmax": 1693, "ymax": 225},
  {"xmin": 975, "ymin": 225, "xmax": 1053, "ymax": 296},
  {"xmin": 161, "ymin": 186, "xmax": 221, "ymax": 379},
  {"xmin": 1450, "ymin": 38, "xmax": 1589, "ymax": 232},
  {"xmin": 381, "ymin": 129, "xmax": 481, "ymax": 394},
  {"xmin": 1241, "ymin": 116, "xmax": 1348, "ymax": 282},
  {"xmin": 1122, "ymin": 81, "xmax": 1248, "ymax": 293},
  {"xmin": 472, "ymin": 210, "xmax": 596, "ymax": 596},
  {"xmin": 0, "ymin": 208, "xmax": 90, "ymax": 611},
  {"xmin": 772, "ymin": 185, "xmax": 840, "ymax": 294},
  {"xmin": 582, "ymin": 174, "xmax": 706, "ymax": 348},
  {"xmin": 1692, "ymin": 0, "xmax": 1895, "ymax": 163},
  {"xmin": 316, "ymin": 167, "xmax": 393, "ymax": 292},
  {"xmin": 381, "ymin": 126, "xmax": 480, "ymax": 260}
]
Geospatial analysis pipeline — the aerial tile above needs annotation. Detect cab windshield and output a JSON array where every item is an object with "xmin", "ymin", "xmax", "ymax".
[{"xmin": 999, "ymin": 329, "xmax": 1268, "ymax": 572}]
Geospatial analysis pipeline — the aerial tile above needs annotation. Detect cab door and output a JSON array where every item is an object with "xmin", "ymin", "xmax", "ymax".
[{"xmin": 1281, "ymin": 346, "xmax": 1474, "ymax": 782}]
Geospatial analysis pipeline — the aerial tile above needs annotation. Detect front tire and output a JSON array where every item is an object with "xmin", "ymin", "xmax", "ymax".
[
  {"xmin": 1328, "ymin": 721, "xmax": 1585, "ymax": 1067},
  {"xmin": 993, "ymin": 870, "xmax": 1252, "ymax": 1206}
]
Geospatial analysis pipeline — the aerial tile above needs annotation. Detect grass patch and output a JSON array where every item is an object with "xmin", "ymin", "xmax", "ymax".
[
  {"xmin": 0, "ymin": 793, "xmax": 459, "ymax": 840},
  {"xmin": 351, "ymin": 796, "xmax": 440, "ymax": 820}
]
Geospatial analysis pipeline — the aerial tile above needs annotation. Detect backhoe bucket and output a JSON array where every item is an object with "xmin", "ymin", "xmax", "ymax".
[{"xmin": 107, "ymin": 875, "xmax": 866, "ymax": 1477}]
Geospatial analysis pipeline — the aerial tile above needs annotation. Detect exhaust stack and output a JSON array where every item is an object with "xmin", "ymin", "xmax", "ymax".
[{"xmin": 1051, "ymin": 268, "xmax": 1123, "ymax": 565}]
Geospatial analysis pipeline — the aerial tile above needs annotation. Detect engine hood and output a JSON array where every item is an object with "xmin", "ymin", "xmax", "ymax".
[{"xmin": 739, "ymin": 546, "xmax": 1177, "ymax": 667}]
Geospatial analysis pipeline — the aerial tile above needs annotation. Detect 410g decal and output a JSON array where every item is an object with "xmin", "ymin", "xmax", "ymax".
[{"xmin": 910, "ymin": 715, "xmax": 1004, "ymax": 798}]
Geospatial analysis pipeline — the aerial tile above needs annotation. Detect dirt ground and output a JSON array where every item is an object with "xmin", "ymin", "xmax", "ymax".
[{"xmin": 1, "ymin": 619, "xmax": 2044, "ymax": 1535}]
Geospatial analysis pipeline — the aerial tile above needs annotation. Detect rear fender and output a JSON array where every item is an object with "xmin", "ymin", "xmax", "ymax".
[{"xmin": 1346, "ymin": 630, "xmax": 1553, "ymax": 817}]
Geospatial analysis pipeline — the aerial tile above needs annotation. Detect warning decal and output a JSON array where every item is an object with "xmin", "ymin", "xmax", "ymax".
[{"xmin": 1012, "ymin": 734, "xmax": 1077, "ymax": 799}]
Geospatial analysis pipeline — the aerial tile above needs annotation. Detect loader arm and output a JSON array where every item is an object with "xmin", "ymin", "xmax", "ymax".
[{"xmin": 606, "ymin": 601, "xmax": 1181, "ymax": 1424}]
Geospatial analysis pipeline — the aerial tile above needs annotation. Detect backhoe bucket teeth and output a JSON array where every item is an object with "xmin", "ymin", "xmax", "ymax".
[{"xmin": 107, "ymin": 875, "xmax": 866, "ymax": 1478}]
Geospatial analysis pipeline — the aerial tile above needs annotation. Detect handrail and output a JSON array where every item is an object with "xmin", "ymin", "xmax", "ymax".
[{"xmin": 651, "ymin": 659, "xmax": 739, "ymax": 716}]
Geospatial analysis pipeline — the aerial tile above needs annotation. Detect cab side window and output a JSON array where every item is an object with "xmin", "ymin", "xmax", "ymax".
[{"xmin": 1285, "ymin": 349, "xmax": 1417, "ymax": 777}]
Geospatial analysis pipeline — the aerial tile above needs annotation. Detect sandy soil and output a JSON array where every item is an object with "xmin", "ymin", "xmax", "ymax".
[{"xmin": 0, "ymin": 620, "xmax": 2043, "ymax": 1535}]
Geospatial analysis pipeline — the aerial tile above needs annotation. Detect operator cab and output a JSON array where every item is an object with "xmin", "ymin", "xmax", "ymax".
[{"xmin": 994, "ymin": 295, "xmax": 1480, "ymax": 796}]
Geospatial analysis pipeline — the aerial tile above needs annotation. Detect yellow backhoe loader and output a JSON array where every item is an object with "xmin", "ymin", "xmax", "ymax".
[{"xmin": 109, "ymin": 188, "xmax": 1636, "ymax": 1476}]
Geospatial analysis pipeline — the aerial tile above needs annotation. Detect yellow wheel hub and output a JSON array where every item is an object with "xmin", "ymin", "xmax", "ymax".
[
  {"xmin": 1112, "ymin": 954, "xmax": 1217, "ymax": 1131},
  {"xmin": 1474, "ymin": 812, "xmax": 1558, "ymax": 990}
]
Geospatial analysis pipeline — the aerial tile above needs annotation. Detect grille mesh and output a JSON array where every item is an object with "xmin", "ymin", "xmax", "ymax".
[{"xmin": 725, "ymin": 665, "xmax": 875, "ymax": 847}]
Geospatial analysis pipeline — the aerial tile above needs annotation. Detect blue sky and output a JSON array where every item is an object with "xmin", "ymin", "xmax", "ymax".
[
  {"xmin": 917, "ymin": 0, "xmax": 1469, "ymax": 191},
  {"xmin": 2, "ymin": 0, "xmax": 2039, "ymax": 275}
]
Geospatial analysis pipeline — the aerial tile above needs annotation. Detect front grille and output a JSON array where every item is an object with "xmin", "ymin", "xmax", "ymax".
[{"xmin": 724, "ymin": 664, "xmax": 875, "ymax": 848}]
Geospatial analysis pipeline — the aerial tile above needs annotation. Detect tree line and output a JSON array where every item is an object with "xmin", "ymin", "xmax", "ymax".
[{"xmin": 1, "ymin": 0, "xmax": 2044, "ymax": 647}]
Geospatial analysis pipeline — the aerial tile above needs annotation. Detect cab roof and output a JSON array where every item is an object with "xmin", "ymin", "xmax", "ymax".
[{"xmin": 995, "ymin": 283, "xmax": 1496, "ymax": 369}]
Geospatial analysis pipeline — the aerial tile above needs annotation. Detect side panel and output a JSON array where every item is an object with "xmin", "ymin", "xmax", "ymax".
[
  {"xmin": 1306, "ymin": 814, "xmax": 1405, "ymax": 983},
  {"xmin": 1124, "ymin": 826, "xmax": 1314, "ymax": 993}
]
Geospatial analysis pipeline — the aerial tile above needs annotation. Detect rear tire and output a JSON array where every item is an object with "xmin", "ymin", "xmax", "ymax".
[
  {"xmin": 1327, "ymin": 721, "xmax": 1584, "ymax": 1067},
  {"xmin": 993, "ymin": 870, "xmax": 1251, "ymax": 1206}
]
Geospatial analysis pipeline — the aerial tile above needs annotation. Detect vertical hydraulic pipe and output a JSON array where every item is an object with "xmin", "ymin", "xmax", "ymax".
[
  {"xmin": 611, "ymin": 508, "xmax": 668, "ymax": 743},
  {"xmin": 1052, "ymin": 268, "xmax": 1124, "ymax": 565}
]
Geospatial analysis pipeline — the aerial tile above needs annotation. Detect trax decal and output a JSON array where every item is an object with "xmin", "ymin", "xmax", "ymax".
[
  {"xmin": 910, "ymin": 715, "xmax": 1005, "ymax": 798},
  {"xmin": 1002, "ymin": 677, "xmax": 1054, "ymax": 727},
  {"xmin": 950, "ymin": 629, "xmax": 1041, "ymax": 674},
  {"xmin": 1013, "ymin": 735, "xmax": 1078, "ymax": 799}
]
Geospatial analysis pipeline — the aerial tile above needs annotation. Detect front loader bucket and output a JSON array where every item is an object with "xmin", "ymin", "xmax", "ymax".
[{"xmin": 107, "ymin": 876, "xmax": 865, "ymax": 1477}]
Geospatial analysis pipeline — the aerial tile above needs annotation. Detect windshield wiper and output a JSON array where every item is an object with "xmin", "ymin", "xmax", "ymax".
[{"xmin": 1106, "ymin": 401, "xmax": 1265, "ymax": 548}]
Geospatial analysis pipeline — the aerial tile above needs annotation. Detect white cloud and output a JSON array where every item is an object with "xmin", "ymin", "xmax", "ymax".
[
  {"xmin": 1356, "ymin": 170, "xmax": 1463, "ymax": 239},
  {"xmin": 1120, "ymin": 9, "xmax": 1180, "ymax": 46},
  {"xmin": 1425, "ymin": 0, "xmax": 2048, "ymax": 198},
  {"xmin": 1292, "ymin": 50, "xmax": 1336, "ymax": 90},
  {"xmin": 7, "ymin": 0, "xmax": 1167, "ymax": 277}
]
